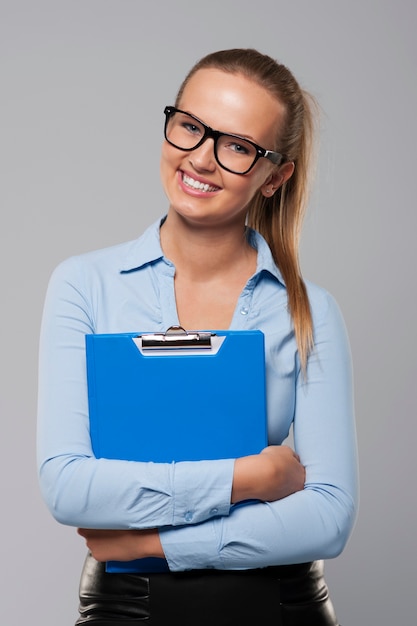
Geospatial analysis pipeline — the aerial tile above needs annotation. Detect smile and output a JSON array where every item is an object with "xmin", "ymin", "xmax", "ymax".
[{"xmin": 182, "ymin": 173, "xmax": 220, "ymax": 193}]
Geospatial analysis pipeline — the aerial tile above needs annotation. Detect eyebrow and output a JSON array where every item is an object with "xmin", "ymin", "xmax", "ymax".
[{"xmin": 182, "ymin": 109, "xmax": 259, "ymax": 144}]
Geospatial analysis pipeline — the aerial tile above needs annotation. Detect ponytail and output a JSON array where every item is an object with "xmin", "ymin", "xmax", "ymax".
[{"xmin": 177, "ymin": 49, "xmax": 319, "ymax": 373}]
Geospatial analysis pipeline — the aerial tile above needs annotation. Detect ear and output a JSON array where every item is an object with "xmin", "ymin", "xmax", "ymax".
[{"xmin": 260, "ymin": 162, "xmax": 295, "ymax": 198}]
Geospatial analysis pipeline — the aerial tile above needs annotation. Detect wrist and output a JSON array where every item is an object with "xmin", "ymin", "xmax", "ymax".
[
  {"xmin": 231, "ymin": 456, "xmax": 260, "ymax": 503},
  {"xmin": 139, "ymin": 529, "xmax": 165, "ymax": 559},
  {"xmin": 144, "ymin": 529, "xmax": 165, "ymax": 558}
]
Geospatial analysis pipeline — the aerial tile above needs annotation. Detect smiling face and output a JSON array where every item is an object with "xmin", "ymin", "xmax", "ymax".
[{"xmin": 160, "ymin": 68, "xmax": 288, "ymax": 229}]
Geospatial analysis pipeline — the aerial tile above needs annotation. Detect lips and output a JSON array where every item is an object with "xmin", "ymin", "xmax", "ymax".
[{"xmin": 181, "ymin": 172, "xmax": 221, "ymax": 193}]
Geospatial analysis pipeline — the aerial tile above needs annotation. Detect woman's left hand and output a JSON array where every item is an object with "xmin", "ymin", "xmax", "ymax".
[{"xmin": 77, "ymin": 528, "xmax": 164, "ymax": 562}]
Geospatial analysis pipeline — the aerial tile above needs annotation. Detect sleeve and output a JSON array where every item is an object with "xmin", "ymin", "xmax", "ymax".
[
  {"xmin": 36, "ymin": 257, "xmax": 234, "ymax": 529},
  {"xmin": 159, "ymin": 293, "xmax": 359, "ymax": 570}
]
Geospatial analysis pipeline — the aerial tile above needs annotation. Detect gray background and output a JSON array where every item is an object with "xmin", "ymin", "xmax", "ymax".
[{"xmin": 1, "ymin": 1, "xmax": 416, "ymax": 624}]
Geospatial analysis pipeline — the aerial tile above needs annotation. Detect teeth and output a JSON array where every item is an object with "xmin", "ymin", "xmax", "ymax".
[{"xmin": 183, "ymin": 173, "xmax": 218, "ymax": 192}]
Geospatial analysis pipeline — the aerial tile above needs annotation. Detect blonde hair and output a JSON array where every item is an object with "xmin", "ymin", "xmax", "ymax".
[{"xmin": 176, "ymin": 49, "xmax": 318, "ymax": 373}]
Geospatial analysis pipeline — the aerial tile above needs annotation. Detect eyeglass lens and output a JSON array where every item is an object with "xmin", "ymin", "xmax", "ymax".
[{"xmin": 165, "ymin": 111, "xmax": 258, "ymax": 174}]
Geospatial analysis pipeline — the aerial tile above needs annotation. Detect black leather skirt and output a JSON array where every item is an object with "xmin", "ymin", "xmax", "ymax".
[{"xmin": 75, "ymin": 552, "xmax": 340, "ymax": 625}]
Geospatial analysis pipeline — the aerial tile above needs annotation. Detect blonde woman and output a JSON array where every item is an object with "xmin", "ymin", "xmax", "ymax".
[{"xmin": 38, "ymin": 48, "xmax": 358, "ymax": 625}]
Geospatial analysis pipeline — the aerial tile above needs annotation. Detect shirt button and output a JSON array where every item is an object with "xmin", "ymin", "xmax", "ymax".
[
  {"xmin": 240, "ymin": 307, "xmax": 249, "ymax": 315},
  {"xmin": 184, "ymin": 511, "xmax": 194, "ymax": 522},
  {"xmin": 210, "ymin": 508, "xmax": 219, "ymax": 516}
]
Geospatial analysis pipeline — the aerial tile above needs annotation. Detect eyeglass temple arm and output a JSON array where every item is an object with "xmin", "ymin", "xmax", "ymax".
[{"xmin": 264, "ymin": 150, "xmax": 284, "ymax": 165}]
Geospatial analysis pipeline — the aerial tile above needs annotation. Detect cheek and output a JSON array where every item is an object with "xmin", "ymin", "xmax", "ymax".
[
  {"xmin": 159, "ymin": 157, "xmax": 172, "ymax": 201},
  {"xmin": 160, "ymin": 141, "xmax": 183, "ymax": 168},
  {"xmin": 159, "ymin": 146, "xmax": 176, "ymax": 184},
  {"xmin": 160, "ymin": 144, "xmax": 170, "ymax": 173},
  {"xmin": 231, "ymin": 171, "xmax": 267, "ymax": 200}
]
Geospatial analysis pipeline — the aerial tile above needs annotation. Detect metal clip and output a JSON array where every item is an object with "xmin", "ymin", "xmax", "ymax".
[{"xmin": 140, "ymin": 325, "xmax": 213, "ymax": 350}]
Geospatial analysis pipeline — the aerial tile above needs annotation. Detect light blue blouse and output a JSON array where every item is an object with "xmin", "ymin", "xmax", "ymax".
[{"xmin": 37, "ymin": 218, "xmax": 358, "ymax": 571}]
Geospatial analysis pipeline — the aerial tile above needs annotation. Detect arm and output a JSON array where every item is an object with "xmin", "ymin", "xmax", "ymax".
[
  {"xmin": 157, "ymin": 292, "xmax": 359, "ymax": 570},
  {"xmin": 37, "ymin": 257, "xmax": 234, "ymax": 529},
  {"xmin": 37, "ymin": 256, "xmax": 303, "ymax": 531},
  {"xmin": 76, "ymin": 445, "xmax": 306, "ymax": 562}
]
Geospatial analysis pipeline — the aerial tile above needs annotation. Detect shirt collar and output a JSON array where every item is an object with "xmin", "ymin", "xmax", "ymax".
[
  {"xmin": 247, "ymin": 228, "xmax": 285, "ymax": 286},
  {"xmin": 119, "ymin": 217, "xmax": 166, "ymax": 272},
  {"xmin": 119, "ymin": 216, "xmax": 285, "ymax": 286}
]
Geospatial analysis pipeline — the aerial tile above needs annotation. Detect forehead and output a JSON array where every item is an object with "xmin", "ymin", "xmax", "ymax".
[{"xmin": 178, "ymin": 68, "xmax": 285, "ymax": 141}]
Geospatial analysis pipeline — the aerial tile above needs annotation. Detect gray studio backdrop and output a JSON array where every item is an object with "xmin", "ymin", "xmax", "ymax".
[{"xmin": 1, "ymin": 1, "xmax": 416, "ymax": 624}]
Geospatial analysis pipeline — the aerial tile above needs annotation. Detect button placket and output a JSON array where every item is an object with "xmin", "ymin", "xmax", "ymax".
[
  {"xmin": 232, "ymin": 276, "xmax": 257, "ymax": 328},
  {"xmin": 158, "ymin": 261, "xmax": 180, "ymax": 329}
]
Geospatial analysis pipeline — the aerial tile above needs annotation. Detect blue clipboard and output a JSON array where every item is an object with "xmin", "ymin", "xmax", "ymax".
[{"xmin": 86, "ymin": 326, "xmax": 268, "ymax": 573}]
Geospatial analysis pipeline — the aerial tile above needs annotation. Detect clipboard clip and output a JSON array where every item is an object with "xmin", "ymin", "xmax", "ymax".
[{"xmin": 140, "ymin": 325, "xmax": 214, "ymax": 350}]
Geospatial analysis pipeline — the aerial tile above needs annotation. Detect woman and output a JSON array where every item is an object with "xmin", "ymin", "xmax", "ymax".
[{"xmin": 37, "ymin": 48, "xmax": 358, "ymax": 625}]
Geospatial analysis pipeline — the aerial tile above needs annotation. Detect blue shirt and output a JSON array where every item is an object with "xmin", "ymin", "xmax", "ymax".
[{"xmin": 37, "ymin": 218, "xmax": 358, "ymax": 571}]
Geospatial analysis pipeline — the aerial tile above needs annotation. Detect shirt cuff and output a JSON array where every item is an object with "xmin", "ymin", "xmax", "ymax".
[
  {"xmin": 170, "ymin": 458, "xmax": 234, "ymax": 526},
  {"xmin": 160, "ymin": 517, "xmax": 225, "ymax": 571}
]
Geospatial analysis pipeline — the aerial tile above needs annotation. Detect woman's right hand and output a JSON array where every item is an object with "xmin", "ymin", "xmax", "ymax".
[{"xmin": 231, "ymin": 445, "xmax": 305, "ymax": 504}]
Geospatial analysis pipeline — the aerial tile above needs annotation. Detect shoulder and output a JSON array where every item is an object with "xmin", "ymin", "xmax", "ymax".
[
  {"xmin": 57, "ymin": 239, "xmax": 136, "ymax": 271},
  {"xmin": 48, "ymin": 219, "xmax": 163, "ymax": 284},
  {"xmin": 46, "ymin": 240, "xmax": 136, "ymax": 294},
  {"xmin": 305, "ymin": 280, "xmax": 350, "ymax": 345},
  {"xmin": 305, "ymin": 280, "xmax": 337, "ymax": 317}
]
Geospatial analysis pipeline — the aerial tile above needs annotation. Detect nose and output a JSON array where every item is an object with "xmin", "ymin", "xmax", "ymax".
[{"xmin": 189, "ymin": 137, "xmax": 216, "ymax": 172}]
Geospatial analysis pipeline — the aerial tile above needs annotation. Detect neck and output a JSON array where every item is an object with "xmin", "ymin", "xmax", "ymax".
[{"xmin": 160, "ymin": 211, "xmax": 255, "ymax": 279}]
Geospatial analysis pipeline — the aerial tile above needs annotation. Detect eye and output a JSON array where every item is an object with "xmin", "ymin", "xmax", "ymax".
[
  {"xmin": 176, "ymin": 113, "xmax": 204, "ymax": 137},
  {"xmin": 224, "ymin": 140, "xmax": 251, "ymax": 155},
  {"xmin": 182, "ymin": 122, "xmax": 201, "ymax": 135},
  {"xmin": 232, "ymin": 142, "xmax": 249, "ymax": 154}
]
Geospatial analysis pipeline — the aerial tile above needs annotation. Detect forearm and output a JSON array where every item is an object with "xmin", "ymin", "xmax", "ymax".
[
  {"xmin": 77, "ymin": 528, "xmax": 165, "ymax": 562},
  {"xmin": 77, "ymin": 449, "xmax": 355, "ymax": 569},
  {"xmin": 39, "ymin": 453, "xmax": 234, "ymax": 529},
  {"xmin": 160, "ymin": 482, "xmax": 357, "ymax": 571}
]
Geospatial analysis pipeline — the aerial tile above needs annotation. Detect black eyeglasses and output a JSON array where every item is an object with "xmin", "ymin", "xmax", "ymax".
[{"xmin": 163, "ymin": 106, "xmax": 285, "ymax": 175}]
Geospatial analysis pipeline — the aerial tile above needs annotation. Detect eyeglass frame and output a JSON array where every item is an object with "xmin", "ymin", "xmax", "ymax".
[{"xmin": 163, "ymin": 106, "xmax": 286, "ymax": 175}]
